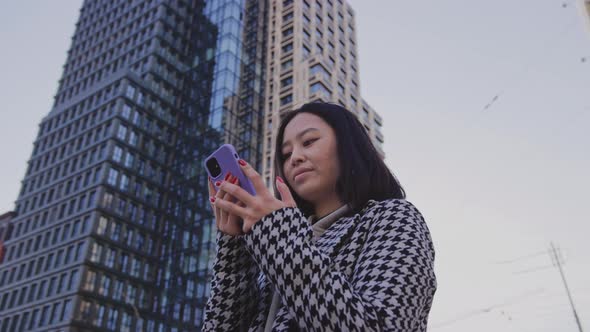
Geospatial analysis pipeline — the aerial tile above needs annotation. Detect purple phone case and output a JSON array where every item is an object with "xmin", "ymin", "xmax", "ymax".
[{"xmin": 204, "ymin": 144, "xmax": 257, "ymax": 196}]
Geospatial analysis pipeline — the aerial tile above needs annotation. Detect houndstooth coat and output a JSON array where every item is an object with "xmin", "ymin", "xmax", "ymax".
[{"xmin": 202, "ymin": 198, "xmax": 437, "ymax": 331}]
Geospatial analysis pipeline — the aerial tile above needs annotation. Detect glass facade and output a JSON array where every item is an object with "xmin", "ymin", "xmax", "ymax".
[
  {"xmin": 1, "ymin": 0, "xmax": 383, "ymax": 327},
  {"xmin": 0, "ymin": 0, "xmax": 267, "ymax": 330}
]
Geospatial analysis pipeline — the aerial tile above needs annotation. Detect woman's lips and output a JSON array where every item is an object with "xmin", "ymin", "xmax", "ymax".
[{"xmin": 294, "ymin": 170, "xmax": 312, "ymax": 182}]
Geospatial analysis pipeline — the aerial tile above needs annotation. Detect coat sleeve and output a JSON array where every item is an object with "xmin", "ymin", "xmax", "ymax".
[
  {"xmin": 241, "ymin": 200, "xmax": 437, "ymax": 331},
  {"xmin": 202, "ymin": 231, "xmax": 261, "ymax": 331}
]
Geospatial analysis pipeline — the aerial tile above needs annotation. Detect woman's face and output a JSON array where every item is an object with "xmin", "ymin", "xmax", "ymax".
[{"xmin": 281, "ymin": 113, "xmax": 341, "ymax": 205}]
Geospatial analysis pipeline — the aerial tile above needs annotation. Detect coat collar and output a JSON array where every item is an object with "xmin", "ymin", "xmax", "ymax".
[
  {"xmin": 314, "ymin": 199, "xmax": 379, "ymax": 259},
  {"xmin": 310, "ymin": 204, "xmax": 351, "ymax": 240}
]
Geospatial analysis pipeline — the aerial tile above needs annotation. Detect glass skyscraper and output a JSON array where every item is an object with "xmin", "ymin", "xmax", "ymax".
[
  {"xmin": 0, "ymin": 0, "xmax": 266, "ymax": 330},
  {"xmin": 0, "ymin": 0, "xmax": 382, "ymax": 331}
]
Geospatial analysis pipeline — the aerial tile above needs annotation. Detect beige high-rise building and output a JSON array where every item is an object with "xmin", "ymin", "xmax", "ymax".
[
  {"xmin": 581, "ymin": 0, "xmax": 590, "ymax": 31},
  {"xmin": 261, "ymin": 0, "xmax": 385, "ymax": 186}
]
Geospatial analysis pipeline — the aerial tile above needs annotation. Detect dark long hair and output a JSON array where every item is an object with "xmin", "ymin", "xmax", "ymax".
[{"xmin": 273, "ymin": 102, "xmax": 405, "ymax": 216}]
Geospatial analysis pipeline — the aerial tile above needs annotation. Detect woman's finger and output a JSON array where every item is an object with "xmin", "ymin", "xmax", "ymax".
[
  {"xmin": 213, "ymin": 198, "xmax": 221, "ymax": 231},
  {"xmin": 228, "ymin": 178, "xmax": 246, "ymax": 235},
  {"xmin": 220, "ymin": 185, "xmax": 234, "ymax": 229},
  {"xmin": 208, "ymin": 176, "xmax": 216, "ymax": 197},
  {"xmin": 215, "ymin": 194, "xmax": 249, "ymax": 220},
  {"xmin": 275, "ymin": 176, "xmax": 296, "ymax": 207},
  {"xmin": 213, "ymin": 177, "xmax": 229, "ymax": 231},
  {"xmin": 218, "ymin": 175, "xmax": 257, "ymax": 207},
  {"xmin": 208, "ymin": 177, "xmax": 218, "ymax": 215},
  {"xmin": 224, "ymin": 193, "xmax": 244, "ymax": 236},
  {"xmin": 208, "ymin": 177, "xmax": 222, "ymax": 230},
  {"xmin": 237, "ymin": 159, "xmax": 267, "ymax": 196}
]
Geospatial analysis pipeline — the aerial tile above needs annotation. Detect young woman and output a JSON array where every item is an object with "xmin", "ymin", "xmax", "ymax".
[{"xmin": 203, "ymin": 102, "xmax": 436, "ymax": 331}]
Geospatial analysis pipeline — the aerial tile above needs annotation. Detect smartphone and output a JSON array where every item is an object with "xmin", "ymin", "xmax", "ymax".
[{"xmin": 204, "ymin": 144, "xmax": 257, "ymax": 196}]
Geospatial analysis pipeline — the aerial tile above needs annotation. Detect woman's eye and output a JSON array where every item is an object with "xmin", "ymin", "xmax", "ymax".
[
  {"xmin": 282, "ymin": 152, "xmax": 292, "ymax": 159},
  {"xmin": 303, "ymin": 138, "xmax": 318, "ymax": 146}
]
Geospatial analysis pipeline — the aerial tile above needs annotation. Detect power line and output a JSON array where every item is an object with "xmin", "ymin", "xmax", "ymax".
[
  {"xmin": 512, "ymin": 264, "xmax": 554, "ymax": 275},
  {"xmin": 493, "ymin": 250, "xmax": 548, "ymax": 264},
  {"xmin": 550, "ymin": 242, "xmax": 585, "ymax": 332},
  {"xmin": 430, "ymin": 288, "xmax": 546, "ymax": 329},
  {"xmin": 507, "ymin": 243, "xmax": 586, "ymax": 331},
  {"xmin": 480, "ymin": 0, "xmax": 581, "ymax": 112},
  {"xmin": 435, "ymin": 241, "xmax": 587, "ymax": 329}
]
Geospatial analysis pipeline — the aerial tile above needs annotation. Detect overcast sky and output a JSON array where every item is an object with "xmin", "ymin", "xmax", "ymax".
[{"xmin": 1, "ymin": 1, "xmax": 589, "ymax": 331}]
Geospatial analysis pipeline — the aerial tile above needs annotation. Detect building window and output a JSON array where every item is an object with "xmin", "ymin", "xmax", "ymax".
[
  {"xmin": 106, "ymin": 307, "xmax": 118, "ymax": 329},
  {"xmin": 69, "ymin": 270, "xmax": 79, "ymax": 290},
  {"xmin": 130, "ymin": 257, "xmax": 140, "ymax": 277},
  {"xmin": 86, "ymin": 191, "xmax": 96, "ymax": 208},
  {"xmin": 120, "ymin": 253, "xmax": 129, "ymax": 272},
  {"xmin": 107, "ymin": 168, "xmax": 119, "ymax": 186},
  {"xmin": 51, "ymin": 302, "xmax": 61, "ymax": 324},
  {"xmin": 99, "ymin": 275, "xmax": 111, "ymax": 296},
  {"xmin": 303, "ymin": 45, "xmax": 311, "ymax": 59},
  {"xmin": 28, "ymin": 283, "xmax": 37, "ymax": 302},
  {"xmin": 40, "ymin": 305, "xmax": 50, "ymax": 326},
  {"xmin": 310, "ymin": 82, "xmax": 331, "ymax": 98},
  {"xmin": 316, "ymin": 43, "xmax": 323, "ymax": 54},
  {"xmin": 102, "ymin": 193, "xmax": 113, "ymax": 209},
  {"xmin": 38, "ymin": 280, "xmax": 47, "ymax": 300},
  {"xmin": 111, "ymin": 222, "xmax": 121, "ymax": 241},
  {"xmin": 113, "ymin": 146, "xmax": 123, "ymax": 162},
  {"xmin": 18, "ymin": 286, "xmax": 27, "ymax": 305},
  {"xmin": 280, "ymin": 59, "xmax": 293, "ymax": 70},
  {"xmin": 282, "ymin": 27, "xmax": 293, "ymax": 38},
  {"xmin": 328, "ymin": 56, "xmax": 335, "ymax": 67},
  {"xmin": 282, "ymin": 11, "xmax": 294, "ymax": 22},
  {"xmin": 84, "ymin": 270, "xmax": 96, "ymax": 291},
  {"xmin": 29, "ymin": 309, "xmax": 39, "ymax": 329},
  {"xmin": 315, "ymin": 29, "xmax": 323, "ymax": 40},
  {"xmin": 105, "ymin": 248, "xmax": 116, "ymax": 268},
  {"xmin": 48, "ymin": 277, "xmax": 58, "ymax": 296},
  {"xmin": 310, "ymin": 63, "xmax": 330, "ymax": 81},
  {"xmin": 121, "ymin": 312, "xmax": 132, "ymax": 332},
  {"xmin": 280, "ymin": 76, "xmax": 293, "ymax": 88},
  {"xmin": 124, "ymin": 153, "xmax": 134, "ymax": 168},
  {"xmin": 117, "ymin": 124, "xmax": 127, "ymax": 140},
  {"xmin": 90, "ymin": 243, "xmax": 102, "ymax": 263},
  {"xmin": 95, "ymin": 304, "xmax": 105, "ymax": 327},
  {"xmin": 302, "ymin": 28, "xmax": 311, "ymax": 42},
  {"xmin": 113, "ymin": 280, "xmax": 123, "ymax": 301},
  {"xmin": 120, "ymin": 174, "xmax": 129, "ymax": 191},
  {"xmin": 126, "ymin": 284, "xmax": 137, "ymax": 304},
  {"xmin": 75, "ymin": 242, "xmax": 85, "ymax": 261},
  {"xmin": 96, "ymin": 216, "xmax": 108, "ymax": 235},
  {"xmin": 281, "ymin": 43, "xmax": 293, "ymax": 53},
  {"xmin": 45, "ymin": 254, "xmax": 54, "ymax": 271},
  {"xmin": 338, "ymin": 83, "xmax": 345, "ymax": 95},
  {"xmin": 129, "ymin": 131, "xmax": 138, "ymax": 146},
  {"xmin": 61, "ymin": 299, "xmax": 72, "ymax": 321},
  {"xmin": 280, "ymin": 94, "xmax": 293, "ymax": 106},
  {"xmin": 122, "ymin": 104, "xmax": 131, "ymax": 119},
  {"xmin": 126, "ymin": 85, "xmax": 136, "ymax": 99},
  {"xmin": 21, "ymin": 312, "xmax": 30, "ymax": 330}
]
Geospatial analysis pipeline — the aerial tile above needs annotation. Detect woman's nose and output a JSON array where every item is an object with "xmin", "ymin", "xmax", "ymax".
[{"xmin": 290, "ymin": 148, "xmax": 305, "ymax": 166}]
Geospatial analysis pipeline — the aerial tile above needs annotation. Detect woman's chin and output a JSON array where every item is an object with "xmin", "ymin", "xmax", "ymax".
[{"xmin": 295, "ymin": 186, "xmax": 322, "ymax": 204}]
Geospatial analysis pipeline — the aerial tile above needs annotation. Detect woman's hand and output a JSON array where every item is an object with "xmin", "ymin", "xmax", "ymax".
[
  {"xmin": 208, "ymin": 173, "xmax": 245, "ymax": 236},
  {"xmin": 211, "ymin": 159, "xmax": 296, "ymax": 234}
]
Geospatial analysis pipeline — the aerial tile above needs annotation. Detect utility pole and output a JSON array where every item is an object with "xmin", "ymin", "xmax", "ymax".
[{"xmin": 550, "ymin": 242, "xmax": 584, "ymax": 332}]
